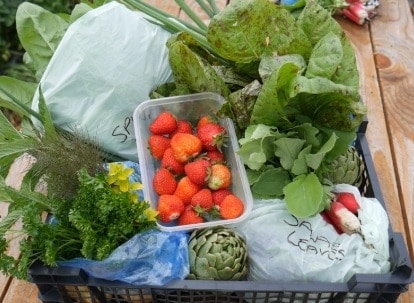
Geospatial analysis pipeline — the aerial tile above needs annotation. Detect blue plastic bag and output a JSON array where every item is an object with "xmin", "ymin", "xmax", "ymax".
[{"xmin": 58, "ymin": 229, "xmax": 190, "ymax": 286}]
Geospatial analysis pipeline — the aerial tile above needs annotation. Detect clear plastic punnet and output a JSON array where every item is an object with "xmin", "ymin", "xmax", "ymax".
[{"xmin": 133, "ymin": 92, "xmax": 253, "ymax": 232}]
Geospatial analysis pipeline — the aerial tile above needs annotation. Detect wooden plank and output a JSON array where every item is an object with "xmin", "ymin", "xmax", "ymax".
[
  {"xmin": 0, "ymin": 154, "xmax": 36, "ymax": 302},
  {"xmin": 336, "ymin": 17, "xmax": 404, "ymax": 237},
  {"xmin": 143, "ymin": 0, "xmax": 181, "ymax": 15},
  {"xmin": 2, "ymin": 279, "xmax": 41, "ymax": 303},
  {"xmin": 339, "ymin": 0, "xmax": 414, "ymax": 300},
  {"xmin": 369, "ymin": 0, "xmax": 414, "ymax": 264},
  {"xmin": 337, "ymin": 16, "xmax": 413, "ymax": 303}
]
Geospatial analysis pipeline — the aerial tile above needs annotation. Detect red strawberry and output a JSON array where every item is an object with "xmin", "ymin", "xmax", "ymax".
[
  {"xmin": 152, "ymin": 168, "xmax": 177, "ymax": 195},
  {"xmin": 170, "ymin": 119, "xmax": 193, "ymax": 137},
  {"xmin": 184, "ymin": 158, "xmax": 212, "ymax": 186},
  {"xmin": 335, "ymin": 192, "xmax": 360, "ymax": 214},
  {"xmin": 178, "ymin": 206, "xmax": 205, "ymax": 225},
  {"xmin": 190, "ymin": 188, "xmax": 214, "ymax": 212},
  {"xmin": 149, "ymin": 111, "xmax": 177, "ymax": 135},
  {"xmin": 161, "ymin": 147, "xmax": 185, "ymax": 175},
  {"xmin": 219, "ymin": 194, "xmax": 244, "ymax": 219},
  {"xmin": 170, "ymin": 133, "xmax": 203, "ymax": 163},
  {"xmin": 212, "ymin": 189, "xmax": 232, "ymax": 207},
  {"xmin": 207, "ymin": 163, "xmax": 231, "ymax": 190},
  {"xmin": 157, "ymin": 194, "xmax": 185, "ymax": 223},
  {"xmin": 148, "ymin": 135, "xmax": 170, "ymax": 160},
  {"xmin": 196, "ymin": 114, "xmax": 217, "ymax": 131},
  {"xmin": 173, "ymin": 176, "xmax": 201, "ymax": 205},
  {"xmin": 205, "ymin": 150, "xmax": 225, "ymax": 164},
  {"xmin": 196, "ymin": 122, "xmax": 226, "ymax": 151}
]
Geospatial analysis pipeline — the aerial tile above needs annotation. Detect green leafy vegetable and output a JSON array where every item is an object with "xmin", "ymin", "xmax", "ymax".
[
  {"xmin": 250, "ymin": 61, "xmax": 300, "ymax": 126},
  {"xmin": 16, "ymin": 2, "xmax": 69, "ymax": 80},
  {"xmin": 69, "ymin": 168, "xmax": 157, "ymax": 260},
  {"xmin": 168, "ymin": 38, "xmax": 230, "ymax": 97},
  {"xmin": 238, "ymin": 123, "xmax": 338, "ymax": 217},
  {"xmin": 0, "ymin": 76, "xmax": 37, "ymax": 116},
  {"xmin": 207, "ymin": 0, "xmax": 313, "ymax": 63},
  {"xmin": 283, "ymin": 173, "xmax": 324, "ymax": 217},
  {"xmin": 305, "ymin": 31, "xmax": 343, "ymax": 79}
]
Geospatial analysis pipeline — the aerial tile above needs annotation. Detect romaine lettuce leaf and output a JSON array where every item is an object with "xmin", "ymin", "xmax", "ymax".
[{"xmin": 305, "ymin": 31, "xmax": 343, "ymax": 79}]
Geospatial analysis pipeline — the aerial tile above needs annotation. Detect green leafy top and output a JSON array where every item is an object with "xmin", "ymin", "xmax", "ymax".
[{"xmin": 237, "ymin": 123, "xmax": 337, "ymax": 218}]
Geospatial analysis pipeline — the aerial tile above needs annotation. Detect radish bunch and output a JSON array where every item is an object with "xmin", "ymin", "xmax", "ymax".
[
  {"xmin": 341, "ymin": 0, "xmax": 380, "ymax": 25},
  {"xmin": 322, "ymin": 192, "xmax": 362, "ymax": 235}
]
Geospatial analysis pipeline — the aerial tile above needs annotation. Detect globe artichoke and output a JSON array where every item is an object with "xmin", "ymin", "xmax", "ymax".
[
  {"xmin": 323, "ymin": 146, "xmax": 365, "ymax": 187},
  {"xmin": 187, "ymin": 226, "xmax": 248, "ymax": 280}
]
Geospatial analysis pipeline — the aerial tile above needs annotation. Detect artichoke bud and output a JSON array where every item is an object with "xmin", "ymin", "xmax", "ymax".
[
  {"xmin": 323, "ymin": 146, "xmax": 364, "ymax": 187},
  {"xmin": 187, "ymin": 226, "xmax": 248, "ymax": 281}
]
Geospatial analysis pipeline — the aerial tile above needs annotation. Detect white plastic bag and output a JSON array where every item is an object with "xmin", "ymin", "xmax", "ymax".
[
  {"xmin": 232, "ymin": 184, "xmax": 390, "ymax": 283},
  {"xmin": 31, "ymin": 2, "xmax": 173, "ymax": 160}
]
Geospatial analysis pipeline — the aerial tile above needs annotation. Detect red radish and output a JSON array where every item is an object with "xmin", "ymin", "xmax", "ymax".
[
  {"xmin": 326, "ymin": 201, "xmax": 361, "ymax": 235},
  {"xmin": 342, "ymin": 8, "xmax": 365, "ymax": 25},
  {"xmin": 321, "ymin": 211, "xmax": 343, "ymax": 234},
  {"xmin": 348, "ymin": 2, "xmax": 368, "ymax": 19},
  {"xmin": 335, "ymin": 192, "xmax": 360, "ymax": 214}
]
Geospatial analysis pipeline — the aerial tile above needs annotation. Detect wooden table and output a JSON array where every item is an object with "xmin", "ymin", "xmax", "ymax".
[{"xmin": 0, "ymin": 0, "xmax": 413, "ymax": 302}]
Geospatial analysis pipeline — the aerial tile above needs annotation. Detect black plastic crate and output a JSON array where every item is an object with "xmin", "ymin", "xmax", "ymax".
[{"xmin": 28, "ymin": 122, "xmax": 414, "ymax": 303}]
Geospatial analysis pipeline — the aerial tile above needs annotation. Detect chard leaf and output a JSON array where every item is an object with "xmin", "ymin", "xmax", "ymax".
[
  {"xmin": 283, "ymin": 173, "xmax": 324, "ymax": 218},
  {"xmin": 250, "ymin": 62, "xmax": 299, "ymax": 126},
  {"xmin": 305, "ymin": 32, "xmax": 343, "ymax": 79},
  {"xmin": 0, "ymin": 77, "xmax": 37, "ymax": 117},
  {"xmin": 16, "ymin": 2, "xmax": 69, "ymax": 80},
  {"xmin": 251, "ymin": 168, "xmax": 290, "ymax": 197},
  {"xmin": 168, "ymin": 41, "xmax": 230, "ymax": 97},
  {"xmin": 69, "ymin": 3, "xmax": 93, "ymax": 23},
  {"xmin": 274, "ymin": 137, "xmax": 306, "ymax": 170},
  {"xmin": 206, "ymin": 0, "xmax": 297, "ymax": 63},
  {"xmin": 305, "ymin": 132, "xmax": 337, "ymax": 170}
]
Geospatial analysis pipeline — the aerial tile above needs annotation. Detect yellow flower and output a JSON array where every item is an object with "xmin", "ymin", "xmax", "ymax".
[
  {"xmin": 106, "ymin": 163, "xmax": 144, "ymax": 203},
  {"xmin": 130, "ymin": 192, "xmax": 139, "ymax": 203},
  {"xmin": 130, "ymin": 182, "xmax": 143, "ymax": 191},
  {"xmin": 106, "ymin": 163, "xmax": 124, "ymax": 185},
  {"xmin": 116, "ymin": 179, "xmax": 130, "ymax": 193},
  {"xmin": 144, "ymin": 207, "xmax": 158, "ymax": 222}
]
